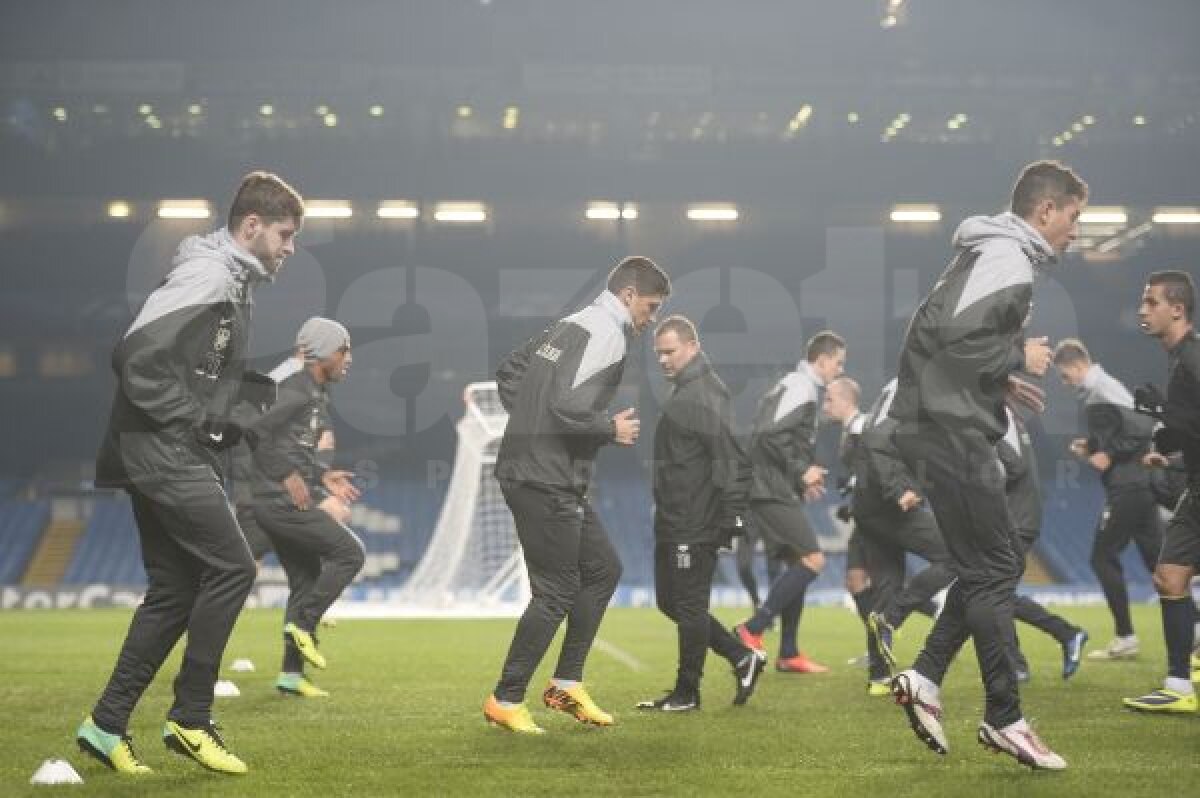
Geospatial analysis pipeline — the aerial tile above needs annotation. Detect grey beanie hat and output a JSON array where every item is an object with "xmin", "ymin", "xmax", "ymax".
[{"xmin": 296, "ymin": 317, "xmax": 350, "ymax": 361}]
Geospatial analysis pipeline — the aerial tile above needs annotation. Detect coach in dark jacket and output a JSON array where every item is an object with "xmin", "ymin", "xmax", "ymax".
[
  {"xmin": 640, "ymin": 316, "xmax": 762, "ymax": 711},
  {"xmin": 79, "ymin": 172, "xmax": 304, "ymax": 775}
]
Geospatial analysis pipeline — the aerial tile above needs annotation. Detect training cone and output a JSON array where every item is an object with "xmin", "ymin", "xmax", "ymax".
[
  {"xmin": 30, "ymin": 759, "xmax": 83, "ymax": 785},
  {"xmin": 229, "ymin": 659, "xmax": 256, "ymax": 672},
  {"xmin": 214, "ymin": 680, "xmax": 241, "ymax": 697}
]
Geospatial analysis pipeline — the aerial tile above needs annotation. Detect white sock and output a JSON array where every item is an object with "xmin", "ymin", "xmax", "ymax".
[
  {"xmin": 495, "ymin": 698, "xmax": 520, "ymax": 709},
  {"xmin": 1118, "ymin": 634, "xmax": 1138, "ymax": 644},
  {"xmin": 552, "ymin": 678, "xmax": 580, "ymax": 690},
  {"xmin": 1000, "ymin": 717, "xmax": 1030, "ymax": 733},
  {"xmin": 1164, "ymin": 677, "xmax": 1194, "ymax": 695}
]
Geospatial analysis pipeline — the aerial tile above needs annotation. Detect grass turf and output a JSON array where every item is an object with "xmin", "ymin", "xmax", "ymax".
[{"xmin": 2, "ymin": 604, "xmax": 1197, "ymax": 796}]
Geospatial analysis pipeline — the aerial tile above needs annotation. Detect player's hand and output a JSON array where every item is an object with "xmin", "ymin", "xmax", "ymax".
[
  {"xmin": 613, "ymin": 408, "xmax": 640, "ymax": 445},
  {"xmin": 319, "ymin": 495, "xmax": 352, "ymax": 525},
  {"xmin": 1133, "ymin": 383, "xmax": 1166, "ymax": 419},
  {"xmin": 321, "ymin": 469, "xmax": 361, "ymax": 503},
  {"xmin": 1068, "ymin": 437, "xmax": 1089, "ymax": 459},
  {"xmin": 1024, "ymin": 337, "xmax": 1052, "ymax": 376},
  {"xmin": 1143, "ymin": 451, "xmax": 1169, "ymax": 469},
  {"xmin": 283, "ymin": 472, "xmax": 312, "ymax": 511},
  {"xmin": 1005, "ymin": 375, "xmax": 1046, "ymax": 415},
  {"xmin": 1088, "ymin": 451, "xmax": 1112, "ymax": 472},
  {"xmin": 897, "ymin": 490, "xmax": 922, "ymax": 512},
  {"xmin": 801, "ymin": 466, "xmax": 826, "ymax": 501}
]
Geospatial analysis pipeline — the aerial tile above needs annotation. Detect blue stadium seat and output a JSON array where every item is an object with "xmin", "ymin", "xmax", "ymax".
[{"xmin": 0, "ymin": 500, "xmax": 51, "ymax": 584}]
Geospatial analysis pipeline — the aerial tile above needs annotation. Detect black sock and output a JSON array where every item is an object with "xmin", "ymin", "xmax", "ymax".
[
  {"xmin": 1162, "ymin": 596, "xmax": 1195, "ymax": 681},
  {"xmin": 746, "ymin": 564, "xmax": 818, "ymax": 635},
  {"xmin": 779, "ymin": 589, "xmax": 807, "ymax": 659},
  {"xmin": 851, "ymin": 587, "xmax": 877, "ymax": 624}
]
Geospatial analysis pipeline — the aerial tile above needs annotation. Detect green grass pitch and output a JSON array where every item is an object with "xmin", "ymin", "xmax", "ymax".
[{"xmin": 2, "ymin": 605, "xmax": 1197, "ymax": 796}]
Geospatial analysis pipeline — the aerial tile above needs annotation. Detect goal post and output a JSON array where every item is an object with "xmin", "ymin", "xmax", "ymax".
[{"xmin": 391, "ymin": 381, "xmax": 530, "ymax": 616}]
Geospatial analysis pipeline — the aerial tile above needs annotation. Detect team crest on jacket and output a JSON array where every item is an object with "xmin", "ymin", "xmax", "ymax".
[
  {"xmin": 196, "ymin": 313, "xmax": 235, "ymax": 380},
  {"xmin": 536, "ymin": 342, "xmax": 563, "ymax": 363}
]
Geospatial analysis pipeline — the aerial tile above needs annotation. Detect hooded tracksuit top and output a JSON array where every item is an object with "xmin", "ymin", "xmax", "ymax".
[
  {"xmin": 494, "ymin": 290, "xmax": 630, "ymax": 492},
  {"xmin": 890, "ymin": 212, "xmax": 1053, "ymax": 441},
  {"xmin": 1075, "ymin": 363, "xmax": 1154, "ymax": 494},
  {"xmin": 747, "ymin": 360, "xmax": 823, "ymax": 502},
  {"xmin": 96, "ymin": 228, "xmax": 271, "ymax": 488}
]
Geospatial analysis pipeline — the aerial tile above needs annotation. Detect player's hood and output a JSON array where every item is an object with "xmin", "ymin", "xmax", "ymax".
[
  {"xmin": 1076, "ymin": 363, "xmax": 1135, "ymax": 408},
  {"xmin": 952, "ymin": 211, "xmax": 1056, "ymax": 269},
  {"xmin": 173, "ymin": 227, "xmax": 274, "ymax": 284}
]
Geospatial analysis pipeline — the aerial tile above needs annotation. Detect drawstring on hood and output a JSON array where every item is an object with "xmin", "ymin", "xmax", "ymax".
[
  {"xmin": 953, "ymin": 212, "xmax": 1056, "ymax": 269},
  {"xmin": 174, "ymin": 227, "xmax": 274, "ymax": 285}
]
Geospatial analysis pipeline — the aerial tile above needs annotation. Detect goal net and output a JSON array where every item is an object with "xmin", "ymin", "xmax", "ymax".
[{"xmin": 390, "ymin": 381, "xmax": 529, "ymax": 616}]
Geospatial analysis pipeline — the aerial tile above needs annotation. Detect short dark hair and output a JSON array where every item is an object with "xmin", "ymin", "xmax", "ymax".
[
  {"xmin": 1010, "ymin": 160, "xmax": 1088, "ymax": 219},
  {"xmin": 655, "ymin": 314, "xmax": 698, "ymax": 343},
  {"xmin": 1052, "ymin": 338, "xmax": 1091, "ymax": 367},
  {"xmin": 607, "ymin": 256, "xmax": 671, "ymax": 297},
  {"xmin": 228, "ymin": 171, "xmax": 305, "ymax": 231},
  {"xmin": 1147, "ymin": 270, "xmax": 1195, "ymax": 321},
  {"xmin": 805, "ymin": 330, "xmax": 845, "ymax": 362},
  {"xmin": 828, "ymin": 375, "xmax": 860, "ymax": 406}
]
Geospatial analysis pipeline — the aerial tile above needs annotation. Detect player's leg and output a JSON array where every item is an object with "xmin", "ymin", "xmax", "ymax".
[
  {"xmin": 737, "ymin": 502, "xmax": 821, "ymax": 661},
  {"xmin": 882, "ymin": 512, "xmax": 955, "ymax": 630},
  {"xmin": 150, "ymin": 480, "xmax": 256, "ymax": 774},
  {"xmin": 80, "ymin": 490, "xmax": 196, "ymax": 774},
  {"xmin": 266, "ymin": 532, "xmax": 328, "ymax": 697},
  {"xmin": 1124, "ymin": 487, "xmax": 1200, "ymax": 713},
  {"xmin": 496, "ymin": 482, "xmax": 587, "ymax": 698},
  {"xmin": 545, "ymin": 497, "xmax": 620, "ymax": 725},
  {"xmin": 734, "ymin": 530, "xmax": 762, "ymax": 609},
  {"xmin": 1088, "ymin": 496, "xmax": 1138, "ymax": 655},
  {"xmin": 488, "ymin": 482, "xmax": 583, "ymax": 732}
]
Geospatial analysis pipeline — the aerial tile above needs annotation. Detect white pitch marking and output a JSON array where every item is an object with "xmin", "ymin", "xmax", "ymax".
[{"xmin": 594, "ymin": 638, "xmax": 645, "ymax": 671}]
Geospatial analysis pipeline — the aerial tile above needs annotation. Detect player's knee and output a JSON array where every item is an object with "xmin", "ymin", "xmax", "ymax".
[
  {"xmin": 845, "ymin": 568, "xmax": 868, "ymax": 594},
  {"xmin": 1152, "ymin": 568, "xmax": 1186, "ymax": 597},
  {"xmin": 801, "ymin": 550, "xmax": 825, "ymax": 572}
]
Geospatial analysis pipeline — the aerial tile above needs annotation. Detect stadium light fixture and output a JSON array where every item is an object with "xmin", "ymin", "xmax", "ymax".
[
  {"xmin": 305, "ymin": 201, "xmax": 354, "ymax": 219},
  {"xmin": 187, "ymin": 103, "xmax": 203, "ymax": 116},
  {"xmin": 369, "ymin": 104, "xmax": 385, "ymax": 118},
  {"xmin": 376, "ymin": 201, "xmax": 419, "ymax": 219},
  {"xmin": 158, "ymin": 200, "xmax": 211, "ymax": 219},
  {"xmin": 107, "ymin": 201, "xmax": 132, "ymax": 219},
  {"xmin": 52, "ymin": 107, "xmax": 67, "ymax": 122},
  {"xmin": 434, "ymin": 202, "xmax": 488, "ymax": 223},
  {"xmin": 259, "ymin": 104, "xmax": 274, "ymax": 117},
  {"xmin": 584, "ymin": 202, "xmax": 639, "ymax": 222},
  {"xmin": 456, "ymin": 105, "xmax": 473, "ymax": 119},
  {"xmin": 686, "ymin": 204, "xmax": 739, "ymax": 222},
  {"xmin": 1079, "ymin": 207, "xmax": 1127, "ymax": 225},
  {"xmin": 323, "ymin": 113, "xmax": 338, "ymax": 128},
  {"xmin": 1152, "ymin": 207, "xmax": 1200, "ymax": 225},
  {"xmin": 890, "ymin": 204, "xmax": 942, "ymax": 223},
  {"xmin": 1133, "ymin": 115, "xmax": 1146, "ymax": 126},
  {"xmin": 138, "ymin": 104, "xmax": 153, "ymax": 116},
  {"xmin": 585, "ymin": 202, "xmax": 621, "ymax": 221}
]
